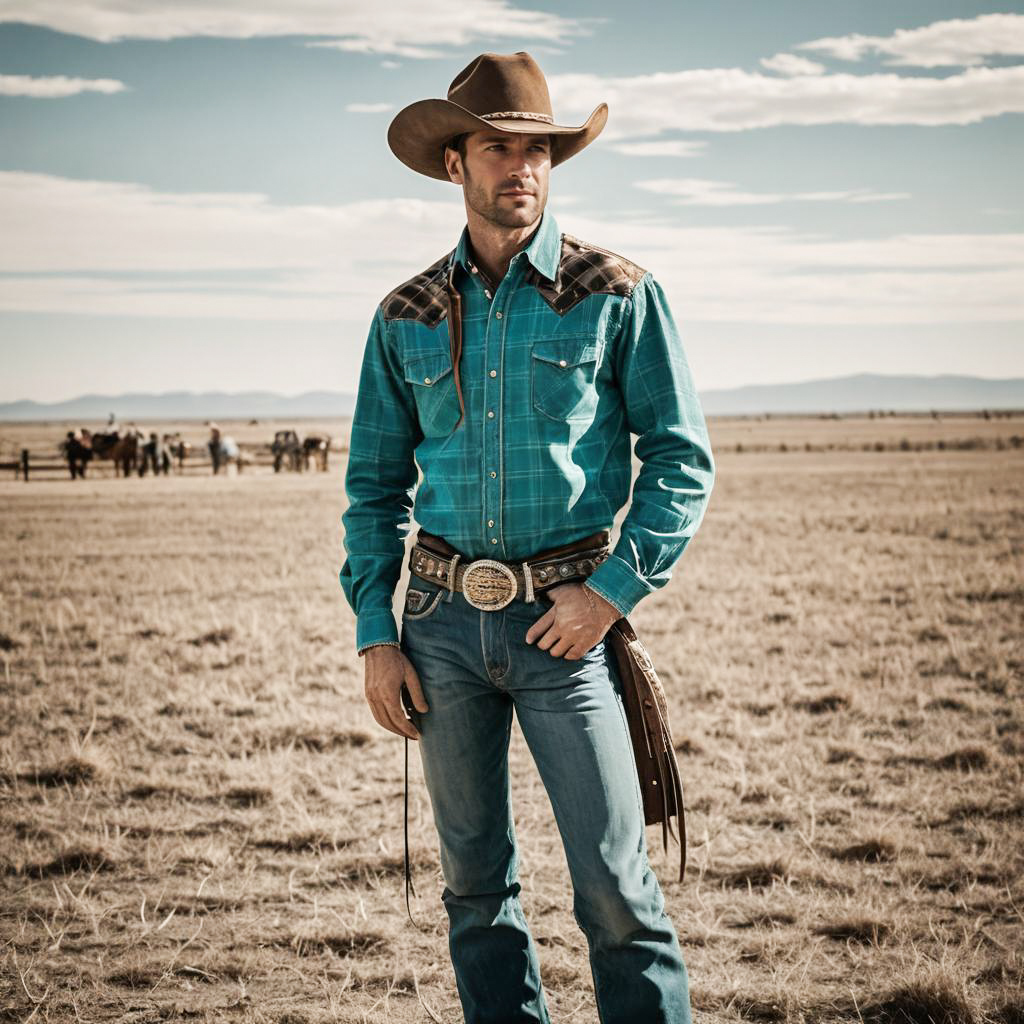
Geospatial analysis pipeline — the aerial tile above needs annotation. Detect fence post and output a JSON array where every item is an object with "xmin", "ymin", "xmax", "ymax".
[{"xmin": 21, "ymin": 449, "xmax": 29, "ymax": 482}]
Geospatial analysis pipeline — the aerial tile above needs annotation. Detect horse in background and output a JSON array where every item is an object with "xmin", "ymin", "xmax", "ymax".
[
  {"xmin": 303, "ymin": 435, "xmax": 331, "ymax": 472},
  {"xmin": 60, "ymin": 431, "xmax": 93, "ymax": 479},
  {"xmin": 271, "ymin": 430, "xmax": 303, "ymax": 472},
  {"xmin": 90, "ymin": 430, "xmax": 140, "ymax": 477}
]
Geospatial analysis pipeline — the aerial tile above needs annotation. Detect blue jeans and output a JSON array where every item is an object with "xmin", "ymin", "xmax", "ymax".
[{"xmin": 399, "ymin": 570, "xmax": 693, "ymax": 1024}]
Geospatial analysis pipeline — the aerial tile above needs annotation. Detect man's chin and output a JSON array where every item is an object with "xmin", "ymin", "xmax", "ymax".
[{"xmin": 493, "ymin": 202, "xmax": 541, "ymax": 227}]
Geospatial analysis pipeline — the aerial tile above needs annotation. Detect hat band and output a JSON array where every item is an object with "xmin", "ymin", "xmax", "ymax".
[{"xmin": 479, "ymin": 111, "xmax": 554, "ymax": 124}]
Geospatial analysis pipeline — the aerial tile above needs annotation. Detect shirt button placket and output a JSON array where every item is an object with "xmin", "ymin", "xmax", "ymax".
[{"xmin": 486, "ymin": 292, "xmax": 504, "ymax": 553}]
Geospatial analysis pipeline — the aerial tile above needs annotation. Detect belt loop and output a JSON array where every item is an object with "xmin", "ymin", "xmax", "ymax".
[
  {"xmin": 446, "ymin": 553, "xmax": 461, "ymax": 601},
  {"xmin": 521, "ymin": 561, "xmax": 535, "ymax": 603}
]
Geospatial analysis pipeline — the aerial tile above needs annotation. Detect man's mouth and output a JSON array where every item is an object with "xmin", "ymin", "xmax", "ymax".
[{"xmin": 501, "ymin": 190, "xmax": 533, "ymax": 196}]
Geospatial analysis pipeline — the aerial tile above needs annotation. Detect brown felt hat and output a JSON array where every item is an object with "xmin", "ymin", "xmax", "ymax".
[{"xmin": 387, "ymin": 51, "xmax": 607, "ymax": 182}]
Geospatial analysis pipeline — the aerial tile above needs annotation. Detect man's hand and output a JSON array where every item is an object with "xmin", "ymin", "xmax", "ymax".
[
  {"xmin": 525, "ymin": 582, "xmax": 622, "ymax": 659},
  {"xmin": 362, "ymin": 645, "xmax": 429, "ymax": 740}
]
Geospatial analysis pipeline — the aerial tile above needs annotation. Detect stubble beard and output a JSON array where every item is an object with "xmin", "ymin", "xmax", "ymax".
[{"xmin": 463, "ymin": 161, "xmax": 545, "ymax": 229}]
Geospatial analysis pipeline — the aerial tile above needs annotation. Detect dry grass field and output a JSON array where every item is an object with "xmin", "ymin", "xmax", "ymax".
[{"xmin": 1, "ymin": 413, "xmax": 1021, "ymax": 1023}]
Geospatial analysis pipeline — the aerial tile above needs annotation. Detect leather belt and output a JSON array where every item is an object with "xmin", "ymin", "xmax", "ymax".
[{"xmin": 408, "ymin": 529, "xmax": 611, "ymax": 610}]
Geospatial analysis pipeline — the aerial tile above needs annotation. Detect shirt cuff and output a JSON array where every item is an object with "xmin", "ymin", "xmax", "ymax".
[
  {"xmin": 356, "ymin": 608, "xmax": 400, "ymax": 654},
  {"xmin": 583, "ymin": 554, "xmax": 654, "ymax": 618},
  {"xmin": 359, "ymin": 641, "xmax": 401, "ymax": 657}
]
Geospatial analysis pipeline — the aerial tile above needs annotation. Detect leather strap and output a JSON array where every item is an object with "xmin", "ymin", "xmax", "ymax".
[
  {"xmin": 445, "ymin": 266, "xmax": 466, "ymax": 430},
  {"xmin": 606, "ymin": 618, "xmax": 687, "ymax": 882}
]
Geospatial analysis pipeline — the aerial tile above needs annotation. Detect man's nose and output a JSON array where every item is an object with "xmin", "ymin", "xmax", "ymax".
[{"xmin": 506, "ymin": 149, "xmax": 533, "ymax": 179}]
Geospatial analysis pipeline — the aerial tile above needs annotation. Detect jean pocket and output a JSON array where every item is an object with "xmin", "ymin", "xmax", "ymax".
[
  {"xmin": 530, "ymin": 335, "xmax": 603, "ymax": 422},
  {"xmin": 402, "ymin": 578, "xmax": 447, "ymax": 621},
  {"xmin": 403, "ymin": 349, "xmax": 461, "ymax": 437}
]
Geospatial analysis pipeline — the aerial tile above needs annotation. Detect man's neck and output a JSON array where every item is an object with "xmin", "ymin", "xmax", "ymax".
[{"xmin": 464, "ymin": 212, "xmax": 542, "ymax": 287}]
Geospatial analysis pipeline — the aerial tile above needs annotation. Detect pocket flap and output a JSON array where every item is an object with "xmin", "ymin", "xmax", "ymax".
[
  {"xmin": 404, "ymin": 587, "xmax": 431, "ymax": 613},
  {"xmin": 403, "ymin": 350, "xmax": 453, "ymax": 387},
  {"xmin": 531, "ymin": 336, "xmax": 602, "ymax": 369}
]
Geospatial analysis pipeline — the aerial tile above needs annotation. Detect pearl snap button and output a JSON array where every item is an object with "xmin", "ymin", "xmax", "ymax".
[
  {"xmin": 488, "ymin": 519, "xmax": 494, "ymax": 527},
  {"xmin": 489, "ymin": 471, "xmax": 496, "ymax": 478},
  {"xmin": 487, "ymin": 410, "xmax": 495, "ymax": 418},
  {"xmin": 489, "ymin": 370, "xmax": 497, "ymax": 377},
  {"xmin": 491, "ymin": 538, "xmax": 498, "ymax": 544},
  {"xmin": 558, "ymin": 359, "xmax": 567, "ymax": 367},
  {"xmin": 424, "ymin": 377, "xmax": 431, "ymax": 384},
  {"xmin": 484, "ymin": 290, "xmax": 492, "ymax": 299},
  {"xmin": 494, "ymin": 311, "xmax": 503, "ymax": 319}
]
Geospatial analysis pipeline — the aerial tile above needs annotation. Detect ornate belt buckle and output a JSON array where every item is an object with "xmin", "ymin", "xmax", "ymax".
[{"xmin": 461, "ymin": 559, "xmax": 518, "ymax": 611}]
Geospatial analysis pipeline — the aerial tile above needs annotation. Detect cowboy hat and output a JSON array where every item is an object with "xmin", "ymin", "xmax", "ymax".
[{"xmin": 387, "ymin": 51, "xmax": 607, "ymax": 182}]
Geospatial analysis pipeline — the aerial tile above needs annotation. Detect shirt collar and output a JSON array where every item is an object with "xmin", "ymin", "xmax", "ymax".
[{"xmin": 451, "ymin": 208, "xmax": 560, "ymax": 285}]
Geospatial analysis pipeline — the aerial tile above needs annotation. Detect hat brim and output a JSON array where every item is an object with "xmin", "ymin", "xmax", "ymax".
[{"xmin": 387, "ymin": 98, "xmax": 608, "ymax": 182}]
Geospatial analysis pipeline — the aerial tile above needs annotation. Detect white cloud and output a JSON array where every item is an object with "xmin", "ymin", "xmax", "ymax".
[
  {"xmin": 0, "ymin": 73, "xmax": 126, "ymax": 98},
  {"xmin": 759, "ymin": 52, "xmax": 826, "ymax": 76},
  {"xmin": 549, "ymin": 64, "xmax": 1024, "ymax": 136},
  {"xmin": 0, "ymin": 171, "xmax": 1021, "ymax": 327},
  {"xmin": 345, "ymin": 102, "xmax": 392, "ymax": 113},
  {"xmin": 636, "ymin": 178, "xmax": 910, "ymax": 206},
  {"xmin": 609, "ymin": 139, "xmax": 707, "ymax": 158},
  {"xmin": 0, "ymin": 0, "xmax": 586, "ymax": 57},
  {"xmin": 795, "ymin": 12, "xmax": 1024, "ymax": 68}
]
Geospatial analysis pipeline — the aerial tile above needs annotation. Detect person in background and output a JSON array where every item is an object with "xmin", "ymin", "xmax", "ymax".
[{"xmin": 207, "ymin": 423, "xmax": 222, "ymax": 475}]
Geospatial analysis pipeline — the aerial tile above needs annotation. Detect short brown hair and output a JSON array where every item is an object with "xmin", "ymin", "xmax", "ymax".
[{"xmin": 445, "ymin": 133, "xmax": 469, "ymax": 161}]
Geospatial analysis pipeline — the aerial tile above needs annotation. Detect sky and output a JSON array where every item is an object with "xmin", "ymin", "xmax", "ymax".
[{"xmin": 1, "ymin": 0, "xmax": 1023, "ymax": 403}]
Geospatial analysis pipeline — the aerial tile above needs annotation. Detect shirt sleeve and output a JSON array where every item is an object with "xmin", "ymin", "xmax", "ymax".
[
  {"xmin": 339, "ymin": 307, "xmax": 423, "ymax": 653},
  {"xmin": 582, "ymin": 271, "xmax": 715, "ymax": 618}
]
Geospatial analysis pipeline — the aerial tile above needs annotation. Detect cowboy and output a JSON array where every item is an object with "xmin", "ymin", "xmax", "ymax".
[
  {"xmin": 207, "ymin": 422, "xmax": 222, "ymax": 474},
  {"xmin": 339, "ymin": 51, "xmax": 714, "ymax": 1024}
]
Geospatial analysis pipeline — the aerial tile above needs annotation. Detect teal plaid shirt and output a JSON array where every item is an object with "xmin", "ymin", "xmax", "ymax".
[{"xmin": 340, "ymin": 209, "xmax": 714, "ymax": 653}]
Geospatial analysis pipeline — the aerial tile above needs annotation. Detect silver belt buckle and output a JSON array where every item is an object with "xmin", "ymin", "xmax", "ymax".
[{"xmin": 461, "ymin": 558, "xmax": 518, "ymax": 611}]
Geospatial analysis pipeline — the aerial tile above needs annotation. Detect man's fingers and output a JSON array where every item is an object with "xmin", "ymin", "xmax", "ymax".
[
  {"xmin": 525, "ymin": 607, "xmax": 555, "ymax": 644},
  {"xmin": 402, "ymin": 657, "xmax": 430, "ymax": 713},
  {"xmin": 381, "ymin": 694, "xmax": 420, "ymax": 740},
  {"xmin": 535, "ymin": 623, "xmax": 561, "ymax": 651},
  {"xmin": 383, "ymin": 686, "xmax": 420, "ymax": 738},
  {"xmin": 367, "ymin": 698, "xmax": 399, "ymax": 737},
  {"xmin": 549, "ymin": 634, "xmax": 575, "ymax": 659}
]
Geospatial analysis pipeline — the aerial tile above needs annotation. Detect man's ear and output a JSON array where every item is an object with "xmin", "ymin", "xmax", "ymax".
[{"xmin": 444, "ymin": 148, "xmax": 464, "ymax": 185}]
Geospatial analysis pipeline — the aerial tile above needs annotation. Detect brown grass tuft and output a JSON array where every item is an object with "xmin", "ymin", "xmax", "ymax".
[
  {"xmin": 813, "ymin": 917, "xmax": 892, "ymax": 944},
  {"xmin": 16, "ymin": 844, "xmax": 115, "ymax": 878},
  {"xmin": 932, "ymin": 746, "xmax": 990, "ymax": 771},
  {"xmin": 719, "ymin": 858, "xmax": 793, "ymax": 888},
  {"xmin": 19, "ymin": 753, "xmax": 105, "ymax": 787},
  {"xmin": 793, "ymin": 693, "xmax": 850, "ymax": 714},
  {"xmin": 857, "ymin": 977, "xmax": 976, "ymax": 1024},
  {"xmin": 189, "ymin": 626, "xmax": 236, "ymax": 646}
]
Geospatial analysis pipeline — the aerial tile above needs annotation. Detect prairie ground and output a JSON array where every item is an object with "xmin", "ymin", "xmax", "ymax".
[{"xmin": 0, "ymin": 414, "xmax": 1021, "ymax": 1023}]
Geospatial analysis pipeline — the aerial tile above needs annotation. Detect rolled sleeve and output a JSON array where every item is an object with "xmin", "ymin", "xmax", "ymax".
[
  {"xmin": 584, "ymin": 272, "xmax": 715, "ymax": 617},
  {"xmin": 339, "ymin": 307, "xmax": 423, "ymax": 654}
]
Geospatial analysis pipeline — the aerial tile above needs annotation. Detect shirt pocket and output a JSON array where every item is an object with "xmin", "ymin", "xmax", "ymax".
[
  {"xmin": 530, "ymin": 335, "xmax": 604, "ymax": 423},
  {"xmin": 403, "ymin": 347, "xmax": 461, "ymax": 437}
]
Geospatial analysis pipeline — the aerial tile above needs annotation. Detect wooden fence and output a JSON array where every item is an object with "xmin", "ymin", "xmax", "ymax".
[{"xmin": 1, "ymin": 447, "xmax": 341, "ymax": 481}]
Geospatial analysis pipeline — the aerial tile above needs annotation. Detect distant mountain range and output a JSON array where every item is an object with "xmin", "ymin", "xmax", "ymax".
[{"xmin": 1, "ymin": 374, "xmax": 1021, "ymax": 422}]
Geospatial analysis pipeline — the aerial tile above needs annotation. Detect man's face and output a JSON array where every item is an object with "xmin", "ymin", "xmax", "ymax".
[{"xmin": 447, "ymin": 130, "xmax": 551, "ymax": 228}]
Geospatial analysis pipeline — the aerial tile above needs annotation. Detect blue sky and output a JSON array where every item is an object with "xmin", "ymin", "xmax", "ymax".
[{"xmin": 1, "ymin": 1, "xmax": 1022, "ymax": 402}]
